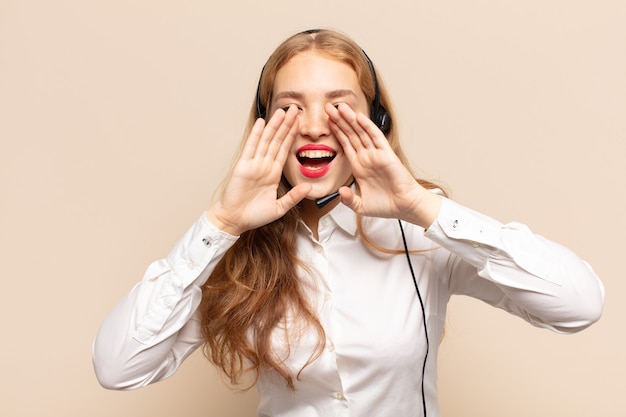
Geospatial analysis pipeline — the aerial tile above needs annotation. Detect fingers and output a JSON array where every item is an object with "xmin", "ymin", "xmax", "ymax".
[
  {"xmin": 338, "ymin": 186, "xmax": 360, "ymax": 211},
  {"xmin": 242, "ymin": 106, "xmax": 299, "ymax": 161},
  {"xmin": 277, "ymin": 183, "xmax": 312, "ymax": 214},
  {"xmin": 240, "ymin": 117, "xmax": 267, "ymax": 160},
  {"xmin": 326, "ymin": 103, "xmax": 387, "ymax": 154},
  {"xmin": 258, "ymin": 106, "xmax": 299, "ymax": 160},
  {"xmin": 326, "ymin": 103, "xmax": 363, "ymax": 155},
  {"xmin": 272, "ymin": 107, "xmax": 299, "ymax": 164}
]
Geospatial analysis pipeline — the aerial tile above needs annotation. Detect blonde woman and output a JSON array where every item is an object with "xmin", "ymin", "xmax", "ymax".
[{"xmin": 93, "ymin": 29, "xmax": 604, "ymax": 417}]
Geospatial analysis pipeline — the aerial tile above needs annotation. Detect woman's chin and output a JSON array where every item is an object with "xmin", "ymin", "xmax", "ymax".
[{"xmin": 305, "ymin": 187, "xmax": 339, "ymax": 201}]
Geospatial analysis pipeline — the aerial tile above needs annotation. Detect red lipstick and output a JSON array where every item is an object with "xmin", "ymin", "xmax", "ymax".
[{"xmin": 296, "ymin": 144, "xmax": 336, "ymax": 178}]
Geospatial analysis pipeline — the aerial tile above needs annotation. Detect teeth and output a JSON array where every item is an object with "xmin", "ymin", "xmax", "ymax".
[{"xmin": 298, "ymin": 150, "xmax": 335, "ymax": 159}]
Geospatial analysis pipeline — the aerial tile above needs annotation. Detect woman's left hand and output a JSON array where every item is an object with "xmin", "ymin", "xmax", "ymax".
[{"xmin": 326, "ymin": 103, "xmax": 441, "ymax": 229}]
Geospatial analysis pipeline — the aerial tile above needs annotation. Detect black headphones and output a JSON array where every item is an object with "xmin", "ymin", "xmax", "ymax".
[{"xmin": 255, "ymin": 29, "xmax": 391, "ymax": 134}]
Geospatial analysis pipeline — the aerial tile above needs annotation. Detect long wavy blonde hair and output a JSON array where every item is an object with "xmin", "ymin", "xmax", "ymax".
[{"xmin": 199, "ymin": 29, "xmax": 443, "ymax": 391}]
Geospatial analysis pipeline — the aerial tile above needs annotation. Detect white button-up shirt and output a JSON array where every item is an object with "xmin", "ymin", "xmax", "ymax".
[{"xmin": 93, "ymin": 198, "xmax": 604, "ymax": 417}]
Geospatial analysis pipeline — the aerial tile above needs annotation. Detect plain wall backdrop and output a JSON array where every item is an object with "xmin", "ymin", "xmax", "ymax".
[{"xmin": 1, "ymin": 1, "xmax": 624, "ymax": 416}]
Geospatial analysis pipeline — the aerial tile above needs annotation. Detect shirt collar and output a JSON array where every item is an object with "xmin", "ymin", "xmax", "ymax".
[{"xmin": 327, "ymin": 202, "xmax": 357, "ymax": 236}]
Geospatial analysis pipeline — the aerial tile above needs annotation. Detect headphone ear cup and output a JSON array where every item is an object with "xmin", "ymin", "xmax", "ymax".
[
  {"xmin": 255, "ymin": 64, "xmax": 268, "ymax": 120},
  {"xmin": 371, "ymin": 105, "xmax": 391, "ymax": 134},
  {"xmin": 256, "ymin": 97, "xmax": 266, "ymax": 120}
]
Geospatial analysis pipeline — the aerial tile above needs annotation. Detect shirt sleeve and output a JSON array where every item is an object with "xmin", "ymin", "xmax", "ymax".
[
  {"xmin": 424, "ymin": 197, "xmax": 604, "ymax": 333},
  {"xmin": 92, "ymin": 214, "xmax": 239, "ymax": 390}
]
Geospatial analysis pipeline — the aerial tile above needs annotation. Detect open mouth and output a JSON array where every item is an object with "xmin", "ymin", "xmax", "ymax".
[
  {"xmin": 297, "ymin": 149, "xmax": 336, "ymax": 168},
  {"xmin": 296, "ymin": 146, "xmax": 336, "ymax": 178}
]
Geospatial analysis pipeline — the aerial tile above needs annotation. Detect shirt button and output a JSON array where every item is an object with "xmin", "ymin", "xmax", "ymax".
[
  {"xmin": 187, "ymin": 261, "xmax": 195, "ymax": 270},
  {"xmin": 202, "ymin": 237, "xmax": 212, "ymax": 247},
  {"xmin": 324, "ymin": 293, "xmax": 331, "ymax": 302},
  {"xmin": 335, "ymin": 392, "xmax": 346, "ymax": 401},
  {"xmin": 328, "ymin": 343, "xmax": 335, "ymax": 353},
  {"xmin": 163, "ymin": 297, "xmax": 172, "ymax": 306},
  {"xmin": 315, "ymin": 245, "xmax": 323, "ymax": 253}
]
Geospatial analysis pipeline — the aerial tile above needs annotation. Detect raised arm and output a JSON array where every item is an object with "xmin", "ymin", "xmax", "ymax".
[
  {"xmin": 92, "ymin": 216, "xmax": 238, "ymax": 389},
  {"xmin": 93, "ymin": 106, "xmax": 310, "ymax": 389},
  {"xmin": 427, "ymin": 198, "xmax": 604, "ymax": 333},
  {"xmin": 327, "ymin": 102, "xmax": 604, "ymax": 332}
]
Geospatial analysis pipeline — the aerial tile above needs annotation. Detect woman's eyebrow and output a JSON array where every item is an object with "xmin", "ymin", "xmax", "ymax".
[
  {"xmin": 273, "ymin": 91, "xmax": 303, "ymax": 101},
  {"xmin": 273, "ymin": 89, "xmax": 358, "ymax": 101},
  {"xmin": 325, "ymin": 89, "xmax": 358, "ymax": 100}
]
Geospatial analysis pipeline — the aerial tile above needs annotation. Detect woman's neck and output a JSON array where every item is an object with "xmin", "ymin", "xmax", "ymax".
[{"xmin": 299, "ymin": 198, "xmax": 339, "ymax": 240}]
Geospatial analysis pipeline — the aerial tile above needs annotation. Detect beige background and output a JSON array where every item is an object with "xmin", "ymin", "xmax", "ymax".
[{"xmin": 1, "ymin": 0, "xmax": 624, "ymax": 416}]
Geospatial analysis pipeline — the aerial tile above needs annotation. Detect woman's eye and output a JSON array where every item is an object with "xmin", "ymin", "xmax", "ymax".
[
  {"xmin": 332, "ymin": 102, "xmax": 350, "ymax": 110},
  {"xmin": 281, "ymin": 105, "xmax": 303, "ymax": 112}
]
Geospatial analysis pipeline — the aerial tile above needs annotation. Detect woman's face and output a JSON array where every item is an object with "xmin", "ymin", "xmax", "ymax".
[{"xmin": 270, "ymin": 51, "xmax": 369, "ymax": 200}]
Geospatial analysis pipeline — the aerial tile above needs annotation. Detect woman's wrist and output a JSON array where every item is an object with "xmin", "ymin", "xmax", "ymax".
[
  {"xmin": 205, "ymin": 205, "xmax": 245, "ymax": 237},
  {"xmin": 401, "ymin": 190, "xmax": 442, "ymax": 230}
]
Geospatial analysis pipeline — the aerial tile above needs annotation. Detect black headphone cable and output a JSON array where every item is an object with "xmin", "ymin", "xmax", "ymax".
[{"xmin": 399, "ymin": 220, "xmax": 429, "ymax": 417}]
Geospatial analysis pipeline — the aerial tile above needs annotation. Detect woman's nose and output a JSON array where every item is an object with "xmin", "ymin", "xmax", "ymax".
[{"xmin": 298, "ymin": 106, "xmax": 330, "ymax": 139}]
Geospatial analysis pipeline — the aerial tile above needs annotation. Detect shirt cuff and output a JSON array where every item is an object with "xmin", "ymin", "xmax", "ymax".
[
  {"xmin": 134, "ymin": 214, "xmax": 239, "ymax": 344},
  {"xmin": 165, "ymin": 213, "xmax": 239, "ymax": 288},
  {"xmin": 424, "ymin": 198, "xmax": 561, "ymax": 285}
]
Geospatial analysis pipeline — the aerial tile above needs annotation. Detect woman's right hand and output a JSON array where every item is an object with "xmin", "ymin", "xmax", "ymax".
[{"xmin": 205, "ymin": 106, "xmax": 311, "ymax": 236}]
